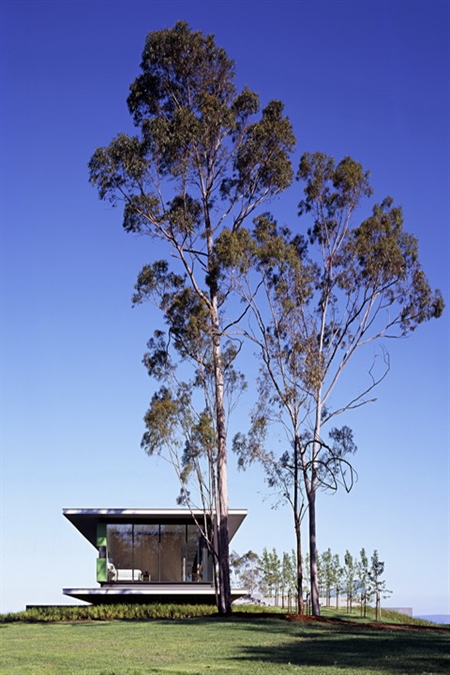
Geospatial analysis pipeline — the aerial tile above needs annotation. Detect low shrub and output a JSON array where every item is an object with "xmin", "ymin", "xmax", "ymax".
[
  {"xmin": 2, "ymin": 603, "xmax": 441, "ymax": 626},
  {"xmin": 0, "ymin": 603, "xmax": 218, "ymax": 623}
]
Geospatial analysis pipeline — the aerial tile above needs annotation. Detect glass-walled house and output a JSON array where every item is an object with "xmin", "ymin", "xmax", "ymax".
[
  {"xmin": 63, "ymin": 508, "xmax": 247, "ymax": 604},
  {"xmin": 105, "ymin": 522, "xmax": 213, "ymax": 583}
]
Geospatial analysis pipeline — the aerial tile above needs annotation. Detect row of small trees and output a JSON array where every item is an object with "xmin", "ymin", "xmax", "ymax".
[{"xmin": 231, "ymin": 547, "xmax": 391, "ymax": 619}]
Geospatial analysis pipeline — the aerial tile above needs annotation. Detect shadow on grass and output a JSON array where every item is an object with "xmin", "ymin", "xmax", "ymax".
[{"xmin": 232, "ymin": 620, "xmax": 450, "ymax": 673}]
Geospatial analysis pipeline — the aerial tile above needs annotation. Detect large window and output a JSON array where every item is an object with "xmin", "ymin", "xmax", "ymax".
[
  {"xmin": 134, "ymin": 524, "xmax": 159, "ymax": 582},
  {"xmin": 105, "ymin": 523, "xmax": 213, "ymax": 583},
  {"xmin": 107, "ymin": 524, "xmax": 136, "ymax": 580}
]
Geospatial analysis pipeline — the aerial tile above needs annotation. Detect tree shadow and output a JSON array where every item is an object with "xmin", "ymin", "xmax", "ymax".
[{"xmin": 232, "ymin": 621, "xmax": 450, "ymax": 673}]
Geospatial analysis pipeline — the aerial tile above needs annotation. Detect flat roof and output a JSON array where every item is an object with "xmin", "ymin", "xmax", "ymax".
[{"xmin": 63, "ymin": 508, "xmax": 247, "ymax": 548}]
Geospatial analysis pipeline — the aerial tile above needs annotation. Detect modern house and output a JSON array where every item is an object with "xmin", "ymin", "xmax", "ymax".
[{"xmin": 63, "ymin": 508, "xmax": 247, "ymax": 604}]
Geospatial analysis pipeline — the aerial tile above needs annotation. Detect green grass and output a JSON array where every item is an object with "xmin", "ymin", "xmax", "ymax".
[
  {"xmin": 1, "ymin": 612, "xmax": 448, "ymax": 675},
  {"xmin": 318, "ymin": 605, "xmax": 442, "ymax": 626}
]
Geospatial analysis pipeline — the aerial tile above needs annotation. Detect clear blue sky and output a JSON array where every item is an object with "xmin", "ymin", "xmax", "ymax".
[{"xmin": 1, "ymin": 0, "xmax": 449, "ymax": 616}]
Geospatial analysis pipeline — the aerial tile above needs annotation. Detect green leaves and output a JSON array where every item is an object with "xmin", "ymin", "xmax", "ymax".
[
  {"xmin": 90, "ymin": 22, "xmax": 295, "ymax": 246},
  {"xmin": 340, "ymin": 196, "xmax": 445, "ymax": 332},
  {"xmin": 351, "ymin": 198, "xmax": 410, "ymax": 283},
  {"xmin": 298, "ymin": 152, "xmax": 372, "ymax": 243},
  {"xmin": 133, "ymin": 259, "xmax": 211, "ymax": 358},
  {"xmin": 234, "ymin": 100, "xmax": 296, "ymax": 196},
  {"xmin": 133, "ymin": 260, "xmax": 185, "ymax": 305},
  {"xmin": 368, "ymin": 549, "xmax": 392, "ymax": 615},
  {"xmin": 214, "ymin": 227, "xmax": 255, "ymax": 274},
  {"xmin": 88, "ymin": 133, "xmax": 148, "ymax": 202},
  {"xmin": 141, "ymin": 386, "xmax": 183, "ymax": 455},
  {"xmin": 128, "ymin": 21, "xmax": 237, "ymax": 124}
]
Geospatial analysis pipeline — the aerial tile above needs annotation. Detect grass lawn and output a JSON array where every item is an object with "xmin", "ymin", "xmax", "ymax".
[{"xmin": 1, "ymin": 615, "xmax": 449, "ymax": 675}]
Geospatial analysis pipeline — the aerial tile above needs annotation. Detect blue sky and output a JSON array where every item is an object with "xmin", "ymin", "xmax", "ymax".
[{"xmin": 1, "ymin": 0, "xmax": 449, "ymax": 616}]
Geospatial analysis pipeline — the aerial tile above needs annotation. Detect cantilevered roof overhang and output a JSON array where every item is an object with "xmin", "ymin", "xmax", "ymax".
[{"xmin": 63, "ymin": 508, "xmax": 247, "ymax": 548}]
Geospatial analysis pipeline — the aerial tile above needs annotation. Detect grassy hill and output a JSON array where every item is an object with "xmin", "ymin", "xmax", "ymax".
[{"xmin": 1, "ymin": 605, "xmax": 449, "ymax": 674}]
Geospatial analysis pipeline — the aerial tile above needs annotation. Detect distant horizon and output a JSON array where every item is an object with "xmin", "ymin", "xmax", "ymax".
[{"xmin": 415, "ymin": 614, "xmax": 450, "ymax": 625}]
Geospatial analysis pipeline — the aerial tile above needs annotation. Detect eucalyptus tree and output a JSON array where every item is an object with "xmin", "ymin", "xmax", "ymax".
[
  {"xmin": 220, "ymin": 152, "xmax": 443, "ymax": 615},
  {"xmin": 302, "ymin": 551, "xmax": 311, "ymax": 605},
  {"xmin": 259, "ymin": 547, "xmax": 282, "ymax": 601},
  {"xmin": 357, "ymin": 547, "xmax": 370, "ymax": 617},
  {"xmin": 333, "ymin": 553, "xmax": 344, "ymax": 609},
  {"xmin": 343, "ymin": 549, "xmax": 357, "ymax": 612},
  {"xmin": 281, "ymin": 550, "xmax": 297, "ymax": 609},
  {"xmin": 368, "ymin": 549, "xmax": 391, "ymax": 621},
  {"xmin": 229, "ymin": 550, "xmax": 260, "ymax": 595},
  {"xmin": 88, "ymin": 21, "xmax": 295, "ymax": 614},
  {"xmin": 320, "ymin": 548, "xmax": 332, "ymax": 606},
  {"xmin": 321, "ymin": 548, "xmax": 343, "ymax": 607}
]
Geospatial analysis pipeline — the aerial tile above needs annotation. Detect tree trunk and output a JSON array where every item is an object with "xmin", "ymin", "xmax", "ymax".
[
  {"xmin": 293, "ymin": 438, "xmax": 304, "ymax": 615},
  {"xmin": 217, "ymin": 453, "xmax": 231, "ymax": 614},
  {"xmin": 294, "ymin": 514, "xmax": 304, "ymax": 614},
  {"xmin": 308, "ymin": 489, "xmax": 320, "ymax": 616},
  {"xmin": 211, "ymin": 305, "xmax": 231, "ymax": 615},
  {"xmin": 308, "ymin": 393, "xmax": 323, "ymax": 617},
  {"xmin": 205, "ymin": 203, "xmax": 231, "ymax": 616}
]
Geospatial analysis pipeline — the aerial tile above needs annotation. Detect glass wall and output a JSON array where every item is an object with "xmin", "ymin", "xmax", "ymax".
[
  {"xmin": 107, "ymin": 524, "xmax": 136, "ymax": 581},
  {"xmin": 105, "ymin": 523, "xmax": 213, "ymax": 583},
  {"xmin": 134, "ymin": 524, "xmax": 159, "ymax": 582},
  {"xmin": 160, "ymin": 524, "xmax": 184, "ymax": 581}
]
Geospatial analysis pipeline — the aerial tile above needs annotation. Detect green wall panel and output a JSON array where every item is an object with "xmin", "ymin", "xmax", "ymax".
[
  {"xmin": 97, "ymin": 557, "xmax": 107, "ymax": 583},
  {"xmin": 96, "ymin": 522, "xmax": 107, "ymax": 547}
]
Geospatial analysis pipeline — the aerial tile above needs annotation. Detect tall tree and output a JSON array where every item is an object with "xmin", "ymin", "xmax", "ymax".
[
  {"xmin": 220, "ymin": 152, "xmax": 443, "ymax": 615},
  {"xmin": 89, "ymin": 21, "xmax": 295, "ymax": 614}
]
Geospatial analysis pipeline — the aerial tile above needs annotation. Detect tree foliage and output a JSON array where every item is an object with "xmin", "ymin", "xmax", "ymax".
[
  {"xmin": 320, "ymin": 549, "xmax": 343, "ymax": 607},
  {"xmin": 368, "ymin": 549, "xmax": 392, "ymax": 621},
  {"xmin": 229, "ymin": 550, "xmax": 260, "ymax": 596},
  {"xmin": 357, "ymin": 547, "xmax": 370, "ymax": 617},
  {"xmin": 343, "ymin": 550, "xmax": 358, "ymax": 613}
]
